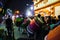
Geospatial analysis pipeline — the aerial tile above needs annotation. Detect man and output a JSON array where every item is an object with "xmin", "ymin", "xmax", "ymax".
[
  {"xmin": 5, "ymin": 15, "xmax": 13, "ymax": 37},
  {"xmin": 15, "ymin": 17, "xmax": 24, "ymax": 31}
]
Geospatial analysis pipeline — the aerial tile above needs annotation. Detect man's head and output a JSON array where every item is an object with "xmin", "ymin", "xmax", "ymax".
[
  {"xmin": 37, "ymin": 14, "xmax": 41, "ymax": 18},
  {"xmin": 58, "ymin": 15, "xmax": 60, "ymax": 19}
]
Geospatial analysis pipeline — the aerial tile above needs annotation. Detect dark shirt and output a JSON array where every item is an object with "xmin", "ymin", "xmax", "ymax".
[{"xmin": 5, "ymin": 18, "xmax": 13, "ymax": 28}]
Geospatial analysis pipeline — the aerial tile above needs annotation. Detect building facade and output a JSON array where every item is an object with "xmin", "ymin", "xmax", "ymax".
[{"xmin": 33, "ymin": 0, "xmax": 60, "ymax": 17}]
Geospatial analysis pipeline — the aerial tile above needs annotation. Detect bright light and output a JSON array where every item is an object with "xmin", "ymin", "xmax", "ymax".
[
  {"xmin": 26, "ymin": 10, "xmax": 32, "ymax": 17},
  {"xmin": 26, "ymin": 4, "xmax": 29, "ymax": 6},
  {"xmin": 16, "ymin": 10, "xmax": 20, "ymax": 13},
  {"xmin": 35, "ymin": 14, "xmax": 38, "ymax": 16},
  {"xmin": 30, "ymin": 6, "xmax": 33, "ymax": 10},
  {"xmin": 25, "ymin": 5, "xmax": 34, "ymax": 17}
]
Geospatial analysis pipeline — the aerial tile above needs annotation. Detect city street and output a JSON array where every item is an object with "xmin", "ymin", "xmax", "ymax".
[
  {"xmin": 0, "ymin": 0, "xmax": 60, "ymax": 40},
  {"xmin": 0, "ymin": 24, "xmax": 28, "ymax": 40}
]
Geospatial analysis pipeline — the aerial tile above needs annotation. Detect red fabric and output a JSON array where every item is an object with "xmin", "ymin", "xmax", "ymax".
[{"xmin": 29, "ymin": 19, "xmax": 39, "ymax": 31}]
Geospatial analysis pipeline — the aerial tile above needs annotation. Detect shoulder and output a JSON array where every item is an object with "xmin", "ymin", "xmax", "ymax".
[{"xmin": 47, "ymin": 25, "xmax": 60, "ymax": 40}]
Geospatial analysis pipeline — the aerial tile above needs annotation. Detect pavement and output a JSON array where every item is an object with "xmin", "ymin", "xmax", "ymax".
[{"xmin": 0, "ymin": 24, "xmax": 28, "ymax": 40}]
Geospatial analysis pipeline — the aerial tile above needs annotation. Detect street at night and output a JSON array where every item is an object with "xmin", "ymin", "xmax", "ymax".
[{"xmin": 0, "ymin": 0, "xmax": 60, "ymax": 40}]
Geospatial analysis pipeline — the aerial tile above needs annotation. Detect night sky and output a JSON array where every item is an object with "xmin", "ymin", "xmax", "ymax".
[{"xmin": 4, "ymin": 0, "xmax": 33, "ymax": 12}]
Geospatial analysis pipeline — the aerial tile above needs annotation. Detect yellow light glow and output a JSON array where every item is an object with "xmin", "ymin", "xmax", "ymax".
[
  {"xmin": 16, "ymin": 11, "xmax": 19, "ymax": 13},
  {"xmin": 0, "ymin": 8, "xmax": 2, "ymax": 12},
  {"xmin": 35, "ymin": 14, "xmax": 38, "ymax": 16},
  {"xmin": 15, "ymin": 10, "xmax": 20, "ymax": 14},
  {"xmin": 34, "ymin": 0, "xmax": 59, "ymax": 10}
]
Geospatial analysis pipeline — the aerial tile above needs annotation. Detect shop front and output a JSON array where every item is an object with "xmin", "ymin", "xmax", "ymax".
[{"xmin": 34, "ymin": 0, "xmax": 60, "ymax": 18}]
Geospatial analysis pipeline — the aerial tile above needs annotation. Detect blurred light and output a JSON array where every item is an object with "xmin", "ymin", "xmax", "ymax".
[
  {"xmin": 26, "ymin": 10, "xmax": 32, "ymax": 17},
  {"xmin": 25, "ymin": 4, "xmax": 34, "ymax": 17},
  {"xmin": 35, "ymin": 14, "xmax": 38, "ymax": 16},
  {"xmin": 30, "ymin": 6, "xmax": 34, "ymax": 10},
  {"xmin": 16, "ymin": 10, "xmax": 20, "ymax": 13},
  {"xmin": 20, "ymin": 15, "xmax": 23, "ymax": 17},
  {"xmin": 0, "ymin": 8, "xmax": 2, "ymax": 12},
  {"xmin": 7, "ymin": 9, "xmax": 12, "ymax": 17},
  {"xmin": 51, "ymin": 15, "xmax": 53, "ymax": 16},
  {"xmin": 26, "ymin": 4, "xmax": 29, "ymax": 6},
  {"xmin": 46, "ymin": 7, "xmax": 50, "ymax": 11},
  {"xmin": 16, "ymin": 15, "xmax": 19, "ymax": 18}
]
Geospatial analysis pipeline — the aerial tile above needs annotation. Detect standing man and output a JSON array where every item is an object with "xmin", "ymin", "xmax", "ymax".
[{"xmin": 5, "ymin": 15, "xmax": 13, "ymax": 38}]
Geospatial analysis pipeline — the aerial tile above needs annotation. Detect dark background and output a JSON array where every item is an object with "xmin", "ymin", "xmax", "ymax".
[
  {"xmin": 4, "ymin": 0, "xmax": 33, "ymax": 11},
  {"xmin": 0, "ymin": 0, "xmax": 33, "ymax": 15}
]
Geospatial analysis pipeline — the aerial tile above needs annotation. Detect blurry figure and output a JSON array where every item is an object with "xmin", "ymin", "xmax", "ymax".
[
  {"xmin": 12, "ymin": 15, "xmax": 15, "ymax": 24},
  {"xmin": 35, "ymin": 14, "xmax": 45, "ymax": 40},
  {"xmin": 44, "ymin": 15, "xmax": 60, "ymax": 40},
  {"xmin": 49, "ymin": 15, "xmax": 60, "ymax": 30},
  {"xmin": 47, "ymin": 16, "xmax": 51, "ymax": 25},
  {"xmin": 5, "ymin": 15, "xmax": 13, "ymax": 37},
  {"xmin": 51, "ymin": 16, "xmax": 56, "ymax": 24},
  {"xmin": 53, "ymin": 15, "xmax": 60, "ymax": 29},
  {"xmin": 49, "ymin": 16, "xmax": 57, "ymax": 29},
  {"xmin": 36, "ymin": 14, "xmax": 50, "ymax": 40},
  {"xmin": 15, "ymin": 17, "xmax": 24, "ymax": 31},
  {"xmin": 58, "ymin": 15, "xmax": 60, "ymax": 21},
  {"xmin": 20, "ymin": 17, "xmax": 30, "ymax": 34},
  {"xmin": 41, "ymin": 16, "xmax": 46, "ymax": 24},
  {"xmin": 44, "ymin": 16, "xmax": 51, "ymax": 30},
  {"xmin": 27, "ymin": 17, "xmax": 39, "ymax": 38},
  {"xmin": 44, "ymin": 25, "xmax": 60, "ymax": 40},
  {"xmin": 0, "ymin": 17, "xmax": 3, "ymax": 26},
  {"xmin": 27, "ymin": 14, "xmax": 45, "ymax": 40}
]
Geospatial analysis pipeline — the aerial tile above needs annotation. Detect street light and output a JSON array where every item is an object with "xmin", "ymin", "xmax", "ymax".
[
  {"xmin": 25, "ymin": 4, "xmax": 34, "ymax": 17},
  {"xmin": 30, "ymin": 5, "xmax": 34, "ymax": 10},
  {"xmin": 26, "ymin": 10, "xmax": 32, "ymax": 17}
]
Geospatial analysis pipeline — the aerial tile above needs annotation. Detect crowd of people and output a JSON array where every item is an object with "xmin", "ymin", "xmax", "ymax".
[{"xmin": 0, "ymin": 14, "xmax": 60, "ymax": 40}]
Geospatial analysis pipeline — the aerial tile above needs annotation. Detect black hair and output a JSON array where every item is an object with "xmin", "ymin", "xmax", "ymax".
[
  {"xmin": 8, "ymin": 15, "xmax": 10, "ymax": 18},
  {"xmin": 37, "ymin": 14, "xmax": 41, "ymax": 17},
  {"xmin": 58, "ymin": 15, "xmax": 60, "ymax": 19}
]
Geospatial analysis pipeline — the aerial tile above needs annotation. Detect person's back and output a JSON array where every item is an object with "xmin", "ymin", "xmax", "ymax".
[
  {"xmin": 15, "ymin": 17, "xmax": 24, "ymax": 27},
  {"xmin": 5, "ymin": 15, "xmax": 13, "ymax": 38},
  {"xmin": 5, "ymin": 16, "xmax": 12, "ymax": 28},
  {"xmin": 6, "ymin": 18, "xmax": 12, "ymax": 26},
  {"xmin": 45, "ymin": 25, "xmax": 60, "ymax": 40},
  {"xmin": 29, "ymin": 19, "xmax": 39, "ymax": 32}
]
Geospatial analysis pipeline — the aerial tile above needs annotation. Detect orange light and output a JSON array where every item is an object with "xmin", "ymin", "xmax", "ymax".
[
  {"xmin": 16, "ymin": 10, "xmax": 19, "ymax": 13},
  {"xmin": 15, "ymin": 10, "xmax": 20, "ymax": 14}
]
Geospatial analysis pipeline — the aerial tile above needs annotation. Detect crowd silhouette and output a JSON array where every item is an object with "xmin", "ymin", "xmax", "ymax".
[{"xmin": 0, "ymin": 14, "xmax": 60, "ymax": 40}]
